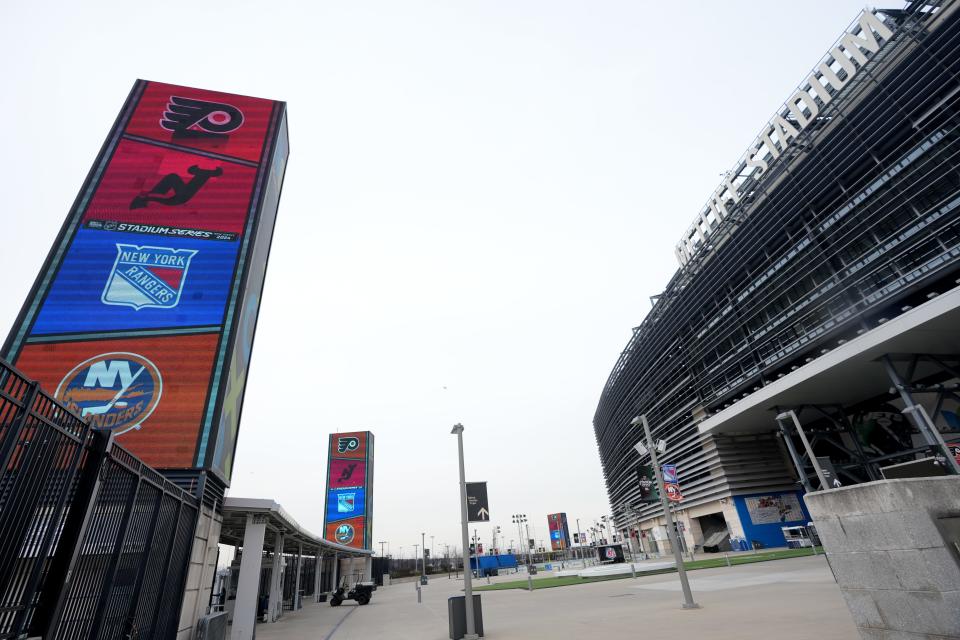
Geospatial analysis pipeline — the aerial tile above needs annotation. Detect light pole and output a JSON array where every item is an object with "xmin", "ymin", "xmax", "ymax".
[
  {"xmin": 414, "ymin": 543, "xmax": 419, "ymax": 576},
  {"xmin": 378, "ymin": 541, "xmax": 387, "ymax": 557},
  {"xmin": 452, "ymin": 423, "xmax": 478, "ymax": 640},
  {"xmin": 512, "ymin": 514, "xmax": 529, "ymax": 566},
  {"xmin": 632, "ymin": 414, "xmax": 699, "ymax": 609},
  {"xmin": 421, "ymin": 532, "xmax": 427, "ymax": 582},
  {"xmin": 576, "ymin": 518, "xmax": 584, "ymax": 562}
]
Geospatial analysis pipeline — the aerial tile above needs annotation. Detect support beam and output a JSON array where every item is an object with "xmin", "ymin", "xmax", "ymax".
[
  {"xmin": 294, "ymin": 543, "xmax": 303, "ymax": 610},
  {"xmin": 331, "ymin": 553, "xmax": 339, "ymax": 593},
  {"xmin": 267, "ymin": 531, "xmax": 284, "ymax": 623},
  {"xmin": 314, "ymin": 553, "xmax": 323, "ymax": 603},
  {"xmin": 231, "ymin": 515, "xmax": 266, "ymax": 640},
  {"xmin": 883, "ymin": 355, "xmax": 960, "ymax": 474},
  {"xmin": 778, "ymin": 410, "xmax": 830, "ymax": 489},
  {"xmin": 778, "ymin": 420, "xmax": 814, "ymax": 493}
]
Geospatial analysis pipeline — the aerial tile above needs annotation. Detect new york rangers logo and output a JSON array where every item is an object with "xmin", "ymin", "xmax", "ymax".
[
  {"xmin": 102, "ymin": 244, "xmax": 197, "ymax": 310},
  {"xmin": 337, "ymin": 493, "xmax": 356, "ymax": 513},
  {"xmin": 55, "ymin": 352, "xmax": 162, "ymax": 434},
  {"xmin": 160, "ymin": 96, "xmax": 244, "ymax": 139}
]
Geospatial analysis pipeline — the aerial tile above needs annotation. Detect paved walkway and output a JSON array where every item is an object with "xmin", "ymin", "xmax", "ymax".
[{"xmin": 254, "ymin": 555, "xmax": 858, "ymax": 639}]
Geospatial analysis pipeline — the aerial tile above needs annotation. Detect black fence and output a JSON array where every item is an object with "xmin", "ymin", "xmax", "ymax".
[{"xmin": 0, "ymin": 358, "xmax": 200, "ymax": 640}]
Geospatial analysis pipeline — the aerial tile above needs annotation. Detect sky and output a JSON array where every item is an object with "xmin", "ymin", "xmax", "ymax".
[{"xmin": 0, "ymin": 0, "xmax": 876, "ymax": 557}]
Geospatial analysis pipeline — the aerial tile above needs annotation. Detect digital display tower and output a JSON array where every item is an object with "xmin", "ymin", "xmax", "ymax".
[
  {"xmin": 3, "ymin": 80, "xmax": 288, "ymax": 485},
  {"xmin": 323, "ymin": 431, "xmax": 374, "ymax": 550}
]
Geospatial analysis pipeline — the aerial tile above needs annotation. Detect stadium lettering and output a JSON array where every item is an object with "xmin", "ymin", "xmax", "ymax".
[{"xmin": 675, "ymin": 10, "xmax": 894, "ymax": 268}]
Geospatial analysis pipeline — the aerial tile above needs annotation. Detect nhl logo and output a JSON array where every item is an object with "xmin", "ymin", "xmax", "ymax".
[
  {"xmin": 102, "ymin": 244, "xmax": 197, "ymax": 310},
  {"xmin": 55, "ymin": 352, "xmax": 162, "ymax": 434}
]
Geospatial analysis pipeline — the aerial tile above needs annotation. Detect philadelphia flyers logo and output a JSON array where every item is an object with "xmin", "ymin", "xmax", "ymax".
[
  {"xmin": 337, "ymin": 436, "xmax": 360, "ymax": 453},
  {"xmin": 160, "ymin": 96, "xmax": 244, "ymax": 140}
]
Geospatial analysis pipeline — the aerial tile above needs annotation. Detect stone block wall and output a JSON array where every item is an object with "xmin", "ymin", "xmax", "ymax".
[
  {"xmin": 177, "ymin": 503, "xmax": 223, "ymax": 640},
  {"xmin": 805, "ymin": 476, "xmax": 960, "ymax": 640}
]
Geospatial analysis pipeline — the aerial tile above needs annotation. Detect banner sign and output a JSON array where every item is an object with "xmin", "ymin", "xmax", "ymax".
[
  {"xmin": 323, "ymin": 431, "xmax": 374, "ymax": 550},
  {"xmin": 4, "ymin": 80, "xmax": 288, "ymax": 483},
  {"xmin": 661, "ymin": 464, "xmax": 678, "ymax": 484},
  {"xmin": 636, "ymin": 465, "xmax": 659, "ymax": 503},
  {"xmin": 466, "ymin": 482, "xmax": 490, "ymax": 522},
  {"xmin": 547, "ymin": 512, "xmax": 571, "ymax": 551}
]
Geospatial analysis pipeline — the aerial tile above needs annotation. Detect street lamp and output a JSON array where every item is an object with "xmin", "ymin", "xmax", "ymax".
[
  {"xmin": 378, "ymin": 541, "xmax": 387, "ymax": 557},
  {"xmin": 632, "ymin": 414, "xmax": 699, "ymax": 610},
  {"xmin": 421, "ymin": 532, "xmax": 426, "ymax": 583},
  {"xmin": 451, "ymin": 423, "xmax": 478, "ymax": 640},
  {"xmin": 511, "ymin": 514, "xmax": 529, "ymax": 566}
]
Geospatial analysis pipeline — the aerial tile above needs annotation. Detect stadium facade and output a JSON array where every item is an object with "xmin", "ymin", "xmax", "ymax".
[{"xmin": 595, "ymin": 1, "xmax": 960, "ymax": 552}]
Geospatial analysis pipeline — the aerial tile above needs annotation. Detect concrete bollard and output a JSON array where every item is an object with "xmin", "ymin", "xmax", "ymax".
[
  {"xmin": 416, "ymin": 584, "xmax": 421, "ymax": 604},
  {"xmin": 527, "ymin": 574, "xmax": 534, "ymax": 592},
  {"xmin": 724, "ymin": 554, "xmax": 731, "ymax": 567},
  {"xmin": 630, "ymin": 564, "xmax": 636, "ymax": 579}
]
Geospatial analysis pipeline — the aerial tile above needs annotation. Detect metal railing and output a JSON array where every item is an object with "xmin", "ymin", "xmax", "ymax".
[{"xmin": 0, "ymin": 357, "xmax": 200, "ymax": 640}]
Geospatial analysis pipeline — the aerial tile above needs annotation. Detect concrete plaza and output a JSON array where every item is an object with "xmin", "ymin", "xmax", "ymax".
[{"xmin": 255, "ymin": 555, "xmax": 858, "ymax": 639}]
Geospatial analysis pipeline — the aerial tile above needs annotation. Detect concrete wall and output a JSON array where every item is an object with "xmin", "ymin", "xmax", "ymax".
[
  {"xmin": 177, "ymin": 503, "xmax": 223, "ymax": 640},
  {"xmin": 805, "ymin": 476, "xmax": 960, "ymax": 640}
]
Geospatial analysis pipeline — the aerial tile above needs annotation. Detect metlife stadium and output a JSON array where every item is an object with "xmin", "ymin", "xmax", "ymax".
[{"xmin": 595, "ymin": 1, "xmax": 960, "ymax": 553}]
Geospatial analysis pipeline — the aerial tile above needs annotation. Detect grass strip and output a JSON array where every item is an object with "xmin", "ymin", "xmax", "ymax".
[{"xmin": 474, "ymin": 547, "xmax": 824, "ymax": 591}]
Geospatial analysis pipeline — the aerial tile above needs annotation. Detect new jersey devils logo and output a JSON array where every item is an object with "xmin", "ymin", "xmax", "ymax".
[{"xmin": 160, "ymin": 96, "xmax": 244, "ymax": 140}]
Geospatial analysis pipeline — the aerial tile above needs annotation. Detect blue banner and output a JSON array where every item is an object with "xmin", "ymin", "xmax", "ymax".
[
  {"xmin": 32, "ymin": 229, "xmax": 238, "ymax": 335},
  {"xmin": 326, "ymin": 487, "xmax": 366, "ymax": 523}
]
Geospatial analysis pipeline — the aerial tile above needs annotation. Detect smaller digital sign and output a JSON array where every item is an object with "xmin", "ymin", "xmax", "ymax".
[
  {"xmin": 325, "ymin": 488, "xmax": 367, "ymax": 523},
  {"xmin": 323, "ymin": 431, "xmax": 373, "ymax": 549},
  {"xmin": 547, "ymin": 512, "xmax": 571, "ymax": 552},
  {"xmin": 328, "ymin": 459, "xmax": 367, "ymax": 489}
]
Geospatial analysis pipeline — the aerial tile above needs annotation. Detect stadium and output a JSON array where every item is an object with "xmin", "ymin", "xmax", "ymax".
[{"xmin": 594, "ymin": 1, "xmax": 960, "ymax": 553}]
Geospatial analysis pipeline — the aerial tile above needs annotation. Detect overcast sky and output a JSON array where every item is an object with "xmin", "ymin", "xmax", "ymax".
[{"xmin": 1, "ymin": 1, "xmax": 875, "ymax": 556}]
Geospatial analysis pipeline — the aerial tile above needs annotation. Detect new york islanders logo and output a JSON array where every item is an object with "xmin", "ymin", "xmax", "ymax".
[
  {"xmin": 55, "ymin": 353, "xmax": 162, "ymax": 434},
  {"xmin": 334, "ymin": 524, "xmax": 355, "ymax": 545},
  {"xmin": 102, "ymin": 244, "xmax": 197, "ymax": 310},
  {"xmin": 160, "ymin": 96, "xmax": 244, "ymax": 140}
]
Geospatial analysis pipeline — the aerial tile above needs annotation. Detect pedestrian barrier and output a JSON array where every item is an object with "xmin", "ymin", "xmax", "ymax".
[{"xmin": 0, "ymin": 357, "xmax": 200, "ymax": 640}]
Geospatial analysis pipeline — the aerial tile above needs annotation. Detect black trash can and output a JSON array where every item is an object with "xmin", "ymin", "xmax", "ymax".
[{"xmin": 448, "ymin": 594, "xmax": 483, "ymax": 639}]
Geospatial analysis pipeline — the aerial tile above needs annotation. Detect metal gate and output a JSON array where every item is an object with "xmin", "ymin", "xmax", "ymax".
[{"xmin": 0, "ymin": 358, "xmax": 200, "ymax": 640}]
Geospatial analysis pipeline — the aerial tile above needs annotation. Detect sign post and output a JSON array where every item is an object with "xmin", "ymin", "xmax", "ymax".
[
  {"xmin": 632, "ymin": 415, "xmax": 699, "ymax": 610},
  {"xmin": 451, "ymin": 424, "xmax": 479, "ymax": 640}
]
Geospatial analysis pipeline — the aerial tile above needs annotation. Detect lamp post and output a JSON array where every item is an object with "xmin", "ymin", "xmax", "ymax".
[
  {"xmin": 452, "ymin": 423, "xmax": 478, "ymax": 640},
  {"xmin": 511, "ymin": 514, "xmax": 529, "ymax": 566},
  {"xmin": 421, "ymin": 532, "xmax": 427, "ymax": 582},
  {"xmin": 576, "ymin": 518, "xmax": 584, "ymax": 562},
  {"xmin": 378, "ymin": 541, "xmax": 387, "ymax": 557},
  {"xmin": 632, "ymin": 414, "xmax": 699, "ymax": 609},
  {"xmin": 414, "ymin": 544, "xmax": 419, "ymax": 576}
]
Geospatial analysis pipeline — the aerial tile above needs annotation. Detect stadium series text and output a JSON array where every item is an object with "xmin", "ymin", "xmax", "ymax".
[{"xmin": 675, "ymin": 10, "xmax": 895, "ymax": 268}]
